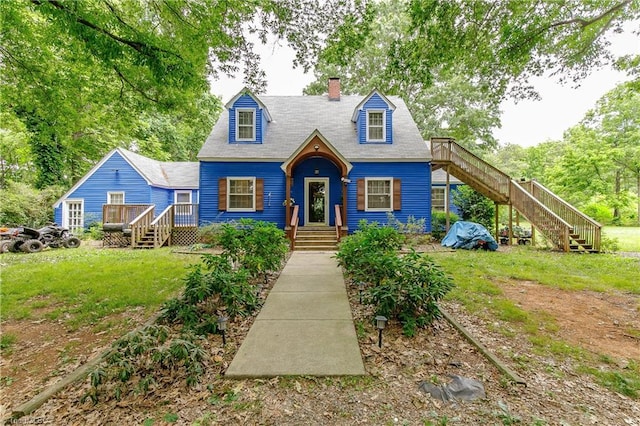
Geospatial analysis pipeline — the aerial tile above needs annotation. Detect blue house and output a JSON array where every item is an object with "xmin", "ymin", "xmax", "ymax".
[
  {"xmin": 52, "ymin": 79, "xmax": 458, "ymax": 249},
  {"xmin": 198, "ymin": 79, "xmax": 432, "ymax": 247},
  {"xmin": 53, "ymin": 148, "xmax": 198, "ymax": 245}
]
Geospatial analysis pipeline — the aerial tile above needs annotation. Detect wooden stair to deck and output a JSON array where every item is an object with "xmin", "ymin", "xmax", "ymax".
[
  {"xmin": 133, "ymin": 227, "xmax": 168, "ymax": 249},
  {"xmin": 294, "ymin": 226, "xmax": 339, "ymax": 251},
  {"xmin": 431, "ymin": 137, "xmax": 601, "ymax": 253}
]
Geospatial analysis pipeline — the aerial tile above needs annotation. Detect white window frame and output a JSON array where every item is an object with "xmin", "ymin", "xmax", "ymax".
[
  {"xmin": 63, "ymin": 199, "xmax": 84, "ymax": 234},
  {"xmin": 366, "ymin": 110, "xmax": 386, "ymax": 142},
  {"xmin": 431, "ymin": 187, "xmax": 446, "ymax": 212},
  {"xmin": 107, "ymin": 191, "xmax": 125, "ymax": 204},
  {"xmin": 236, "ymin": 108, "xmax": 256, "ymax": 141},
  {"xmin": 227, "ymin": 177, "xmax": 256, "ymax": 212},
  {"xmin": 365, "ymin": 177, "xmax": 393, "ymax": 212},
  {"xmin": 174, "ymin": 190, "xmax": 193, "ymax": 215}
]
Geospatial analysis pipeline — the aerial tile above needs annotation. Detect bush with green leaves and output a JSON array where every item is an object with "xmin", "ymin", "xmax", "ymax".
[
  {"xmin": 385, "ymin": 212, "xmax": 427, "ymax": 234},
  {"xmin": 336, "ymin": 221, "xmax": 454, "ymax": 336},
  {"xmin": 368, "ymin": 250, "xmax": 454, "ymax": 336},
  {"xmin": 218, "ymin": 219, "xmax": 289, "ymax": 282},
  {"xmin": 452, "ymin": 185, "xmax": 494, "ymax": 230},
  {"xmin": 430, "ymin": 211, "xmax": 460, "ymax": 240}
]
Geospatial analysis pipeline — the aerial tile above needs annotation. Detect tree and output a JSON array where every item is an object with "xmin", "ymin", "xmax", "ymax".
[
  {"xmin": 583, "ymin": 82, "xmax": 640, "ymax": 224},
  {"xmin": 0, "ymin": 0, "xmax": 368, "ymax": 187},
  {"xmin": 305, "ymin": 0, "xmax": 502, "ymax": 151},
  {"xmin": 388, "ymin": 0, "xmax": 639, "ymax": 102}
]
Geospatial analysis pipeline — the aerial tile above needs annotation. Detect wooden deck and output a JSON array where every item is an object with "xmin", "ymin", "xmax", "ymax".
[{"xmin": 102, "ymin": 204, "xmax": 198, "ymax": 248}]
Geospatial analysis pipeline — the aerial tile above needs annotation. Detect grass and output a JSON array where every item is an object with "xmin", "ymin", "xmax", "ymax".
[
  {"xmin": 0, "ymin": 246, "xmax": 200, "ymax": 328},
  {"xmin": 603, "ymin": 226, "xmax": 640, "ymax": 252},
  {"xmin": 429, "ymin": 245, "xmax": 640, "ymax": 398}
]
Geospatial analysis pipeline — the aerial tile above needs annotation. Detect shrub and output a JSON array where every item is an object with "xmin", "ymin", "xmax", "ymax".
[
  {"xmin": 368, "ymin": 250, "xmax": 454, "ymax": 336},
  {"xmin": 430, "ymin": 211, "xmax": 460, "ymax": 240},
  {"xmin": 385, "ymin": 212, "xmax": 427, "ymax": 234},
  {"xmin": 336, "ymin": 221, "xmax": 454, "ymax": 336},
  {"xmin": 452, "ymin": 186, "xmax": 494, "ymax": 230},
  {"xmin": 197, "ymin": 222, "xmax": 225, "ymax": 245}
]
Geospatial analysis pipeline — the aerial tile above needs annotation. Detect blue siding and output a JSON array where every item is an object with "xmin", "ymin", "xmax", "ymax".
[
  {"xmin": 346, "ymin": 162, "xmax": 432, "ymax": 232},
  {"xmin": 356, "ymin": 93, "xmax": 393, "ymax": 144},
  {"xmin": 151, "ymin": 187, "xmax": 171, "ymax": 212},
  {"xmin": 199, "ymin": 161, "xmax": 286, "ymax": 227},
  {"xmin": 228, "ymin": 94, "xmax": 264, "ymax": 143},
  {"xmin": 54, "ymin": 152, "xmax": 151, "ymax": 226}
]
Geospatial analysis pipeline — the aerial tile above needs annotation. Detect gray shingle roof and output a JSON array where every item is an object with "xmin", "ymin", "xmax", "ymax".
[
  {"xmin": 432, "ymin": 168, "xmax": 463, "ymax": 184},
  {"xmin": 119, "ymin": 148, "xmax": 198, "ymax": 188},
  {"xmin": 198, "ymin": 95, "xmax": 431, "ymax": 162}
]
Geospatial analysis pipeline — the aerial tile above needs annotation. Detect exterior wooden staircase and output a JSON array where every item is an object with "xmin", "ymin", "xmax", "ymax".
[
  {"xmin": 431, "ymin": 137, "xmax": 601, "ymax": 252},
  {"xmin": 294, "ymin": 226, "xmax": 339, "ymax": 251}
]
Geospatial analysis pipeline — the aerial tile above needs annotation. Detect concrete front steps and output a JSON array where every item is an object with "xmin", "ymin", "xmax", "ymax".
[{"xmin": 294, "ymin": 226, "xmax": 339, "ymax": 251}]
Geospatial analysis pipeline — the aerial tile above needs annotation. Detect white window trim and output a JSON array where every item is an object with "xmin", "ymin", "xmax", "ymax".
[
  {"xmin": 366, "ymin": 109, "xmax": 386, "ymax": 142},
  {"xmin": 365, "ymin": 177, "xmax": 393, "ymax": 212},
  {"xmin": 107, "ymin": 191, "xmax": 125, "ymax": 204},
  {"xmin": 63, "ymin": 199, "xmax": 84, "ymax": 233},
  {"xmin": 235, "ymin": 108, "xmax": 256, "ymax": 142},
  {"xmin": 174, "ymin": 190, "xmax": 193, "ymax": 215},
  {"xmin": 431, "ymin": 187, "xmax": 447, "ymax": 212},
  {"xmin": 227, "ymin": 177, "xmax": 256, "ymax": 212}
]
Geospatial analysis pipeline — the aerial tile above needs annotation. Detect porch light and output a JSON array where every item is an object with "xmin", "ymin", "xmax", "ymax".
[
  {"xmin": 375, "ymin": 315, "xmax": 388, "ymax": 348},
  {"xmin": 218, "ymin": 316, "xmax": 228, "ymax": 345},
  {"xmin": 314, "ymin": 168, "xmax": 320, "ymax": 175},
  {"xmin": 314, "ymin": 144, "xmax": 320, "ymax": 151}
]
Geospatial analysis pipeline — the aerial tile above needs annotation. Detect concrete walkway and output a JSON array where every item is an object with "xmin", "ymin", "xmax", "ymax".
[{"xmin": 225, "ymin": 251, "xmax": 365, "ymax": 378}]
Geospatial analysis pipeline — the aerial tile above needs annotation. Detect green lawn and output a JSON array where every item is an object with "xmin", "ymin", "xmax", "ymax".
[
  {"xmin": 0, "ymin": 246, "xmax": 200, "ymax": 328},
  {"xmin": 603, "ymin": 226, "xmax": 640, "ymax": 252}
]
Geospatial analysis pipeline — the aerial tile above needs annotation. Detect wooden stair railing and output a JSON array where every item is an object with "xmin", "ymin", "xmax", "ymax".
[
  {"xmin": 432, "ymin": 137, "xmax": 511, "ymax": 203},
  {"xmin": 509, "ymin": 180, "xmax": 572, "ymax": 251},
  {"xmin": 334, "ymin": 204, "xmax": 343, "ymax": 243},
  {"xmin": 290, "ymin": 205, "xmax": 299, "ymax": 250},
  {"xmin": 129, "ymin": 205, "xmax": 155, "ymax": 247},
  {"xmin": 431, "ymin": 137, "xmax": 599, "ymax": 252},
  {"xmin": 521, "ymin": 180, "xmax": 601, "ymax": 252},
  {"xmin": 145, "ymin": 205, "xmax": 173, "ymax": 248}
]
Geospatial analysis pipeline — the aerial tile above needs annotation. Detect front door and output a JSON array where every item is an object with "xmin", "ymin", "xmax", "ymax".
[{"xmin": 304, "ymin": 178, "xmax": 329, "ymax": 225}]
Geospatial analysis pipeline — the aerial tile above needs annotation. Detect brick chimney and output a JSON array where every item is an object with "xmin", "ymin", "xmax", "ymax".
[{"xmin": 328, "ymin": 77, "xmax": 340, "ymax": 101}]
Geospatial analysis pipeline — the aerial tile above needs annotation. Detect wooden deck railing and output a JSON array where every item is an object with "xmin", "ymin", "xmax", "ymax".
[
  {"xmin": 129, "ymin": 205, "xmax": 155, "ymax": 247},
  {"xmin": 431, "ymin": 137, "xmax": 511, "ymax": 203},
  {"xmin": 173, "ymin": 203, "xmax": 199, "ymax": 227},
  {"xmin": 509, "ymin": 180, "xmax": 572, "ymax": 251},
  {"xmin": 102, "ymin": 204, "xmax": 151, "ymax": 225},
  {"xmin": 522, "ymin": 180, "xmax": 601, "ymax": 252},
  {"xmin": 334, "ymin": 204, "xmax": 343, "ymax": 243},
  {"xmin": 290, "ymin": 205, "xmax": 299, "ymax": 250},
  {"xmin": 149, "ymin": 205, "xmax": 173, "ymax": 248}
]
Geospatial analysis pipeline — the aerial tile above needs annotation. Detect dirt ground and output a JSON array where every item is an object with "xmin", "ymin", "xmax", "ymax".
[{"xmin": 1, "ymin": 252, "xmax": 639, "ymax": 425}]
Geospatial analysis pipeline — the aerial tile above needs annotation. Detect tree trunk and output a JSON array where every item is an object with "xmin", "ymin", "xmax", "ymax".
[{"xmin": 613, "ymin": 169, "xmax": 621, "ymax": 222}]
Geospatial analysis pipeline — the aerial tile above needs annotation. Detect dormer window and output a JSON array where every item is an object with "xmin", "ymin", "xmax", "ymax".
[
  {"xmin": 236, "ymin": 109, "xmax": 255, "ymax": 141},
  {"xmin": 367, "ymin": 110, "xmax": 385, "ymax": 141}
]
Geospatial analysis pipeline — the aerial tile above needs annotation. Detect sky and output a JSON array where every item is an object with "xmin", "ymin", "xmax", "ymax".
[{"xmin": 210, "ymin": 24, "xmax": 639, "ymax": 148}]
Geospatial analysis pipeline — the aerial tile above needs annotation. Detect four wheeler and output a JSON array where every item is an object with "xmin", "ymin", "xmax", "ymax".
[{"xmin": 2, "ymin": 223, "xmax": 81, "ymax": 254}]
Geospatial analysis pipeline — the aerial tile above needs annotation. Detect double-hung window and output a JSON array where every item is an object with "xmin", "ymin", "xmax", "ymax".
[
  {"xmin": 431, "ymin": 187, "xmax": 446, "ymax": 212},
  {"xmin": 236, "ymin": 109, "xmax": 255, "ymax": 141},
  {"xmin": 228, "ymin": 177, "xmax": 255, "ymax": 211},
  {"xmin": 107, "ymin": 192, "xmax": 125, "ymax": 204},
  {"xmin": 366, "ymin": 178, "xmax": 392, "ymax": 211},
  {"xmin": 174, "ymin": 190, "xmax": 192, "ymax": 215},
  {"xmin": 366, "ymin": 110, "xmax": 385, "ymax": 142}
]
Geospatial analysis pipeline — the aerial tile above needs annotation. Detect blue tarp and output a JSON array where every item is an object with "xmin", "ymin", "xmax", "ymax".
[{"xmin": 441, "ymin": 221, "xmax": 499, "ymax": 251}]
